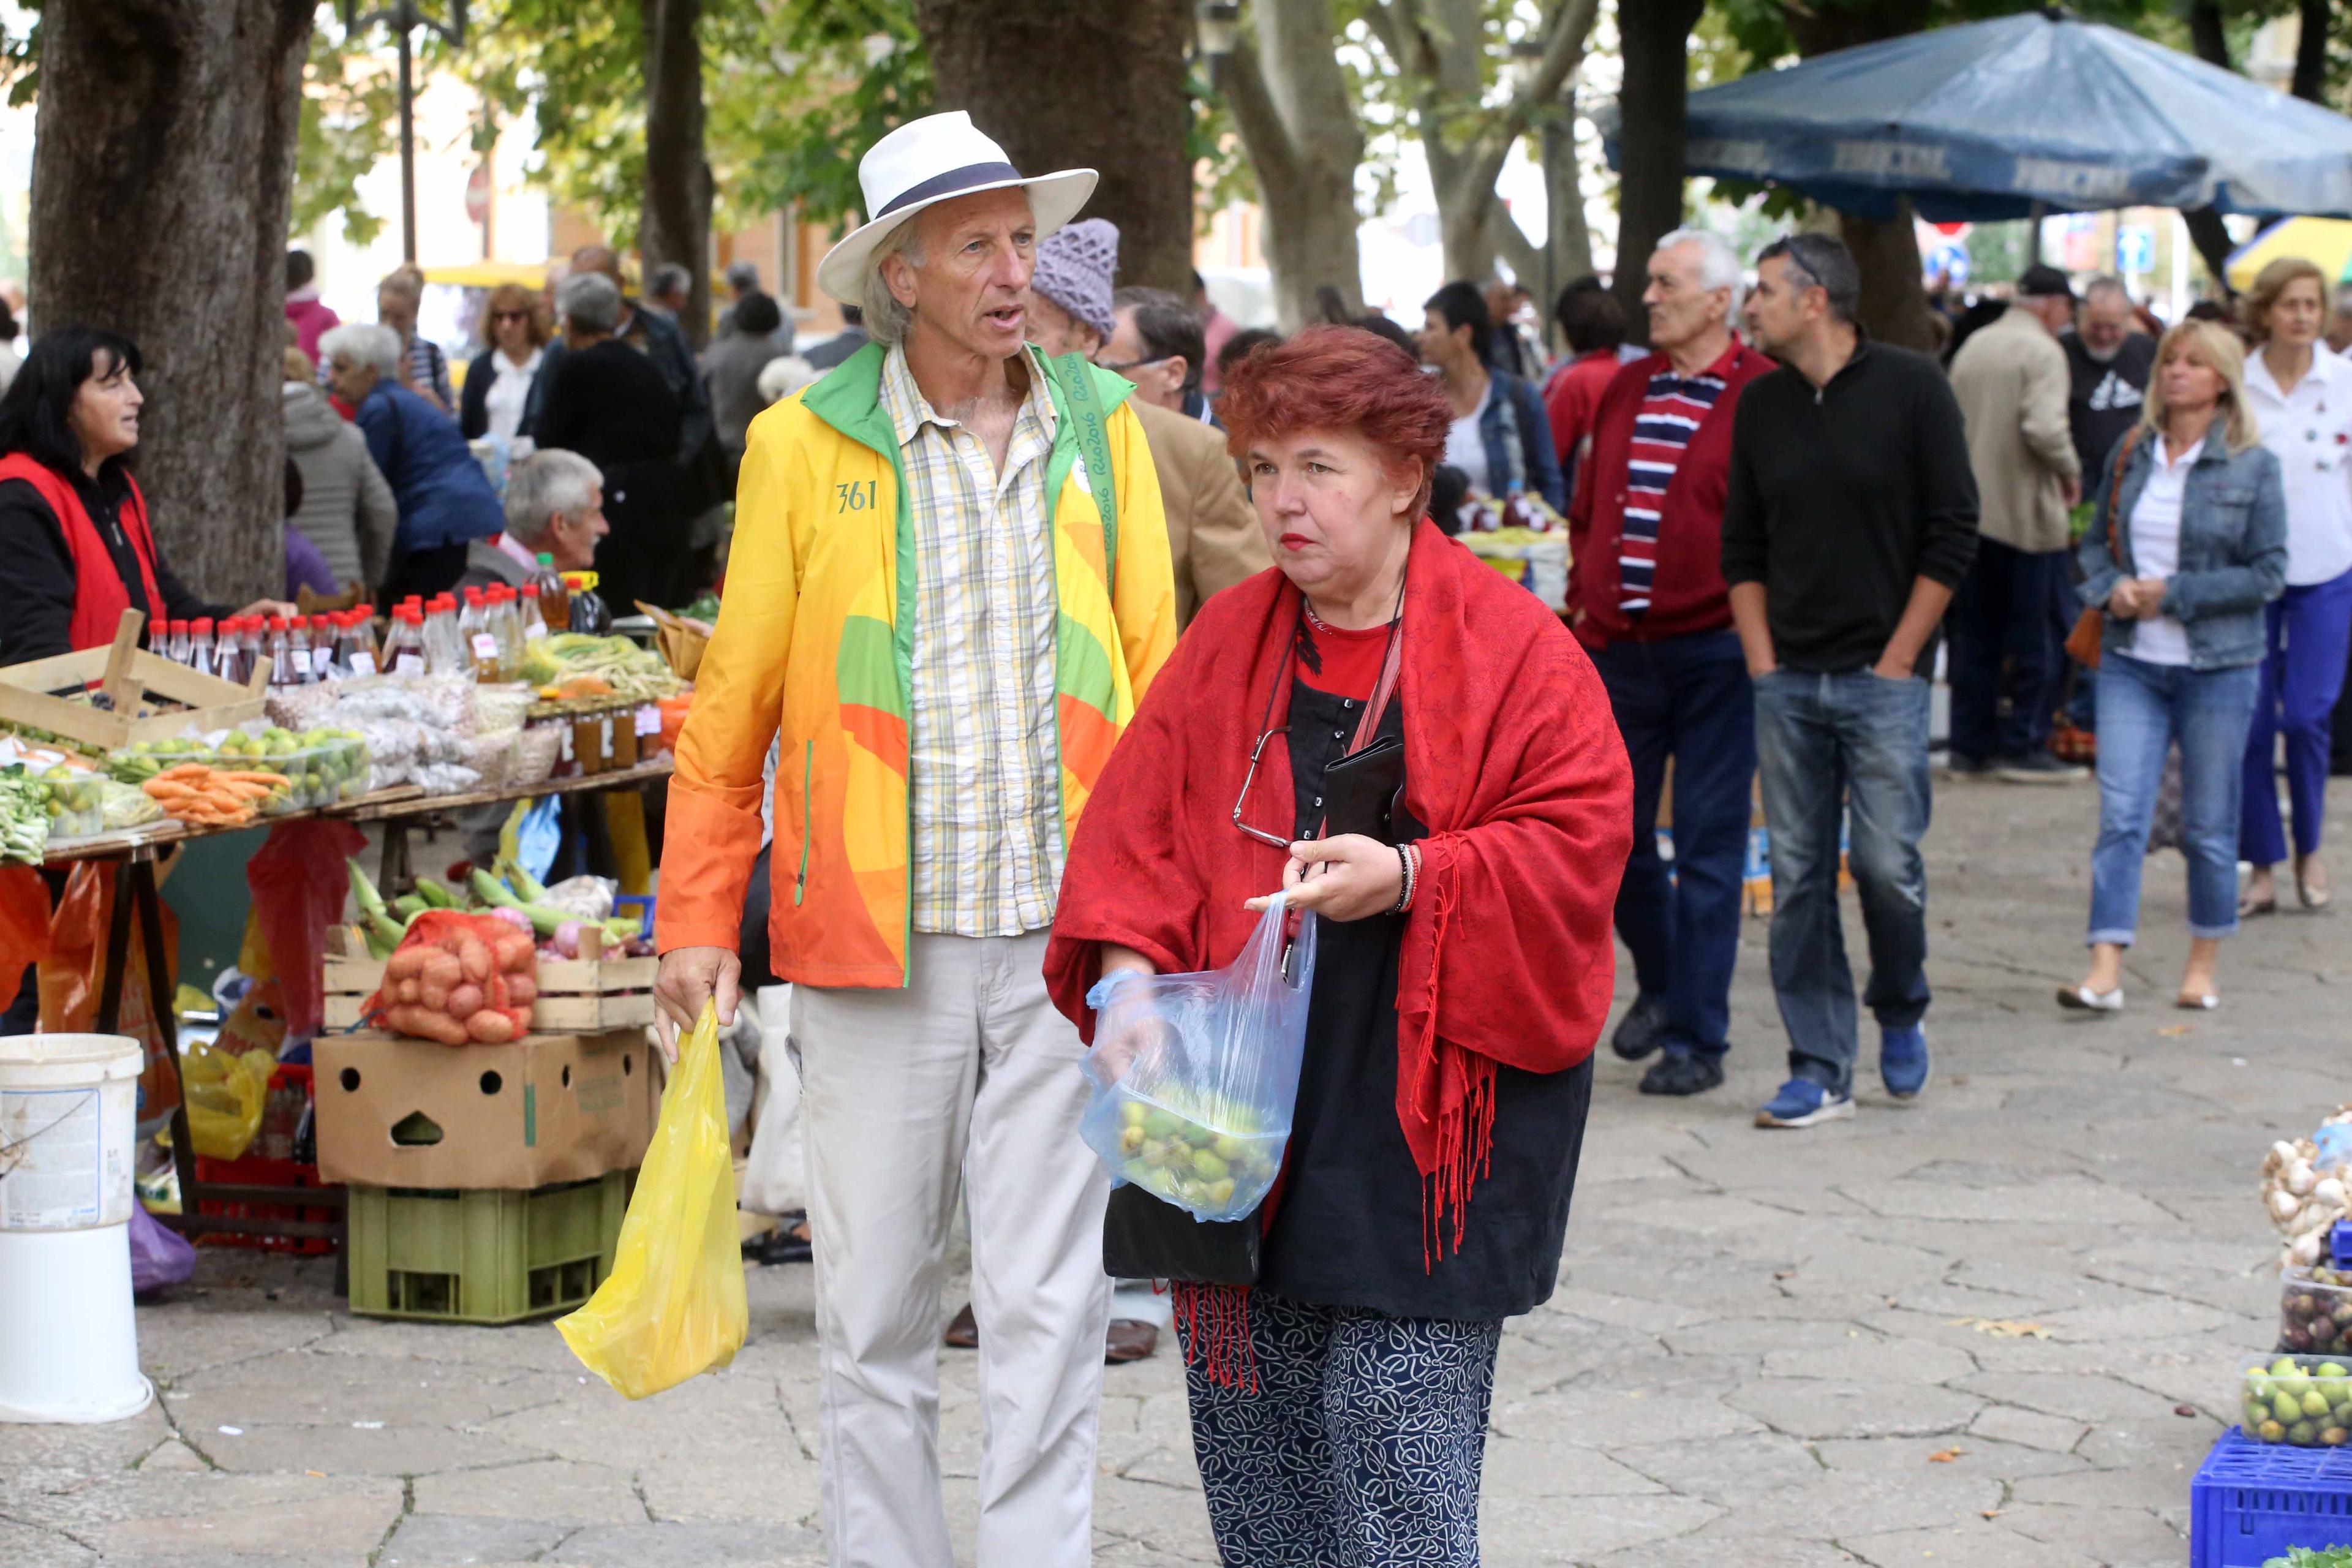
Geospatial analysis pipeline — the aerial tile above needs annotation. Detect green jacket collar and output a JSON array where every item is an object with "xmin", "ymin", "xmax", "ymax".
[{"xmin": 801, "ymin": 339, "xmax": 1134, "ymax": 464}]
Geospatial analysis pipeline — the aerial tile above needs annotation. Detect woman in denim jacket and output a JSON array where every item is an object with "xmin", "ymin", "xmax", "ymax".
[{"xmin": 2060, "ymin": 320, "xmax": 2286, "ymax": 1014}]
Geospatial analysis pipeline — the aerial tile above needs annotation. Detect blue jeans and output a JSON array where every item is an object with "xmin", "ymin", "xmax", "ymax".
[
  {"xmin": 1947, "ymin": 537, "xmax": 2071, "ymax": 761},
  {"xmin": 1588, "ymin": 630, "xmax": 1755, "ymax": 1057},
  {"xmin": 2092, "ymin": 654, "xmax": 2260, "ymax": 943},
  {"xmin": 2241, "ymin": 567, "xmax": 2352, "ymax": 865},
  {"xmin": 1754, "ymin": 669, "xmax": 1933, "ymax": 1095}
]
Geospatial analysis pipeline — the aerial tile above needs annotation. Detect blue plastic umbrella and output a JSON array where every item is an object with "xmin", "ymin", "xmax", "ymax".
[{"xmin": 1616, "ymin": 9, "xmax": 2352, "ymax": 222}]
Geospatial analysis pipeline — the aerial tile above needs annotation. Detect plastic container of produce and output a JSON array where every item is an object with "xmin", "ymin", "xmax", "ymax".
[
  {"xmin": 2280, "ymin": 1267, "xmax": 2352, "ymax": 1358},
  {"xmin": 2239, "ymin": 1354, "xmax": 2352, "ymax": 1446},
  {"xmin": 40, "ymin": 772, "xmax": 107, "ymax": 837}
]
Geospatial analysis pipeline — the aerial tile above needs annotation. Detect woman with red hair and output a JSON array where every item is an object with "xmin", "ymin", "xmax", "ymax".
[{"xmin": 1046, "ymin": 325, "xmax": 1630, "ymax": 1563}]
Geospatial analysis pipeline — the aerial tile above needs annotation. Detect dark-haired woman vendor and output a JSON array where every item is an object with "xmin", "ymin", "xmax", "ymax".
[{"xmin": 0, "ymin": 326, "xmax": 291, "ymax": 663}]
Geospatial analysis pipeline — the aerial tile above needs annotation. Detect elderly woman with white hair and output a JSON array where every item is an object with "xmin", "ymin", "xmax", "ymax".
[
  {"xmin": 320, "ymin": 321, "xmax": 505, "ymax": 601},
  {"xmin": 533, "ymin": 271, "xmax": 685, "ymax": 611}
]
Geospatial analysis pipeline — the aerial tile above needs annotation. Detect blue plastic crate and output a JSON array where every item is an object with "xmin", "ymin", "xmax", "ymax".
[
  {"xmin": 2193, "ymin": 1428, "xmax": 2352, "ymax": 1567},
  {"xmin": 2332, "ymin": 1218, "xmax": 2351, "ymax": 1271}
]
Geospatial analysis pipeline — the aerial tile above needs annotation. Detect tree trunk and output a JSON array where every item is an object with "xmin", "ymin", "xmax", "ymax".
[
  {"xmin": 2179, "ymin": 2, "xmax": 2242, "ymax": 293},
  {"xmin": 1544, "ymin": 105, "xmax": 1594, "ymax": 293},
  {"xmin": 1222, "ymin": 0, "xmax": 1366, "ymax": 327},
  {"xmin": 2293, "ymin": 0, "xmax": 2329, "ymax": 104},
  {"xmin": 640, "ymin": 0, "xmax": 712, "ymax": 351},
  {"xmin": 1369, "ymin": 0, "xmax": 1596, "ymax": 288},
  {"xmin": 1611, "ymin": 0, "xmax": 1703, "ymax": 342},
  {"xmin": 913, "ymin": 0, "xmax": 1196, "ymax": 294},
  {"xmin": 29, "ymin": 0, "xmax": 311, "ymax": 606},
  {"xmin": 1841, "ymin": 202, "xmax": 1937, "ymax": 353}
]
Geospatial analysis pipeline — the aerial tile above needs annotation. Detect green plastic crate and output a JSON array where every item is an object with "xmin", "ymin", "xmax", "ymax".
[{"xmin": 345, "ymin": 1171, "xmax": 628, "ymax": 1324}]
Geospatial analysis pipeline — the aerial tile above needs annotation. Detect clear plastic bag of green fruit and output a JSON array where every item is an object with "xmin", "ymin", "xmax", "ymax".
[
  {"xmin": 1077, "ymin": 894, "xmax": 1316, "ymax": 1223},
  {"xmin": 2241, "ymin": 1353, "xmax": 2352, "ymax": 1445}
]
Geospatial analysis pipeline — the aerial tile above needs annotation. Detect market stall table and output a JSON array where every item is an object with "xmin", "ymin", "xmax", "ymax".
[{"xmin": 37, "ymin": 756, "xmax": 674, "ymax": 1259}]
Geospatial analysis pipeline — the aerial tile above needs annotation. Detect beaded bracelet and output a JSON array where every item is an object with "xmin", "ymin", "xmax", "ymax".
[{"xmin": 1392, "ymin": 842, "xmax": 1419, "ymax": 915}]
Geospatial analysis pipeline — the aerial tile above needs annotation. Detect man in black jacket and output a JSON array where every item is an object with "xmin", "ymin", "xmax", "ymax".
[{"xmin": 1724, "ymin": 234, "xmax": 1980, "ymax": 1130}]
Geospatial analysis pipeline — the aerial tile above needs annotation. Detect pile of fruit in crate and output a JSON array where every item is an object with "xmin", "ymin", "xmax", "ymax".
[
  {"xmin": 371, "ymin": 910, "xmax": 539, "ymax": 1044},
  {"xmin": 346, "ymin": 859, "xmax": 649, "ymax": 961},
  {"xmin": 2240, "ymin": 1356, "xmax": 2352, "ymax": 1447},
  {"xmin": 138, "ymin": 764, "xmax": 292, "ymax": 826},
  {"xmin": 108, "ymin": 724, "xmax": 371, "ymax": 811},
  {"xmin": 520, "ymin": 633, "xmax": 686, "ymax": 703}
]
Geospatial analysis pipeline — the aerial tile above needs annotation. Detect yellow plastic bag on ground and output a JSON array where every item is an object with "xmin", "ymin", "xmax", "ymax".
[
  {"xmin": 183, "ymin": 1039, "xmax": 273, "ymax": 1161},
  {"xmin": 556, "ymin": 1003, "xmax": 747, "ymax": 1398}
]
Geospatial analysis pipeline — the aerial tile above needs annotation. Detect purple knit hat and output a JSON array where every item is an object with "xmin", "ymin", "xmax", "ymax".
[{"xmin": 1031, "ymin": 218, "xmax": 1120, "ymax": 341}]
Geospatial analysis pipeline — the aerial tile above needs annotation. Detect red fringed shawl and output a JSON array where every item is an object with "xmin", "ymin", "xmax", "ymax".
[{"xmin": 1044, "ymin": 521, "xmax": 1632, "ymax": 1272}]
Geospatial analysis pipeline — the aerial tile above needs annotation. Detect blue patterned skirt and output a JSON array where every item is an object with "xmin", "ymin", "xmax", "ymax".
[{"xmin": 1180, "ymin": 1289, "xmax": 1504, "ymax": 1567}]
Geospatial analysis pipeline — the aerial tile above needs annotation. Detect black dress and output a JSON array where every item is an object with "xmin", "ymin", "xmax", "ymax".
[{"xmin": 1257, "ymin": 677, "xmax": 1594, "ymax": 1322}]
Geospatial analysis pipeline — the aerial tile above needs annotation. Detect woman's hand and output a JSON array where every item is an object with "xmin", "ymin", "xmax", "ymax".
[
  {"xmin": 235, "ymin": 598, "xmax": 299, "ymax": 624},
  {"xmin": 652, "ymin": 944, "xmax": 741, "ymax": 1064},
  {"xmin": 2108, "ymin": 578, "xmax": 2167, "ymax": 620},
  {"xmin": 1088, "ymin": 944, "xmax": 1164, "ymax": 1083},
  {"xmin": 1245, "ymin": 834, "xmax": 1403, "ymax": 922}
]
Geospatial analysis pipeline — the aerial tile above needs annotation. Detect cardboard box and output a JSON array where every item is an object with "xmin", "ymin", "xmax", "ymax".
[{"xmin": 314, "ymin": 1030, "xmax": 655, "ymax": 1190}]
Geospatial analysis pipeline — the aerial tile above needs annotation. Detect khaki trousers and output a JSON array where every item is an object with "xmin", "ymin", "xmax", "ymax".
[{"xmin": 793, "ymin": 931, "xmax": 1110, "ymax": 1568}]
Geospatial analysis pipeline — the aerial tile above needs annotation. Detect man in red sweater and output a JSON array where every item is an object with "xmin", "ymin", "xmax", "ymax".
[{"xmin": 1567, "ymin": 228, "xmax": 1773, "ymax": 1097}]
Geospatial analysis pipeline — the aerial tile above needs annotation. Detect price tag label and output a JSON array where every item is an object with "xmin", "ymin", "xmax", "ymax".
[
  {"xmin": 312, "ymin": 647, "xmax": 334, "ymax": 677},
  {"xmin": 394, "ymin": 654, "xmax": 424, "ymax": 677},
  {"xmin": 635, "ymin": 706, "xmax": 660, "ymax": 736},
  {"xmin": 470, "ymin": 633, "xmax": 499, "ymax": 660},
  {"xmin": 349, "ymin": 652, "xmax": 377, "ymax": 677},
  {"xmin": 524, "ymin": 621, "xmax": 548, "ymax": 641}
]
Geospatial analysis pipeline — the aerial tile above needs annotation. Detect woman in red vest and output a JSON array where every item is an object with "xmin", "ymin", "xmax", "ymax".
[{"xmin": 0, "ymin": 326, "xmax": 290, "ymax": 663}]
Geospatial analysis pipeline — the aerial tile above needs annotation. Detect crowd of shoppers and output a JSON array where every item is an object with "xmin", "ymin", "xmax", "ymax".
[
  {"xmin": 1946, "ymin": 263, "xmax": 2084, "ymax": 782},
  {"xmin": 1417, "ymin": 279, "xmax": 1567, "ymax": 515},
  {"xmin": 1727, "ymin": 233, "xmax": 1980, "ymax": 1126},
  {"xmin": 2065, "ymin": 319, "xmax": 2286, "ymax": 1011},
  {"xmin": 1568, "ymin": 228, "xmax": 1770, "ymax": 1099},
  {"xmin": 2237, "ymin": 258, "xmax": 2352, "ymax": 916}
]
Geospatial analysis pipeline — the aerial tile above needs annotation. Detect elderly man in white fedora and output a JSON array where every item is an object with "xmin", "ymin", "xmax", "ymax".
[{"xmin": 652, "ymin": 111, "xmax": 1177, "ymax": 1567}]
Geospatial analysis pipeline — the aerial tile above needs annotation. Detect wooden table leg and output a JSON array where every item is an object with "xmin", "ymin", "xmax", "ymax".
[
  {"xmin": 379, "ymin": 820, "xmax": 411, "ymax": 899},
  {"xmin": 115, "ymin": 856, "xmax": 201, "ymax": 1238}
]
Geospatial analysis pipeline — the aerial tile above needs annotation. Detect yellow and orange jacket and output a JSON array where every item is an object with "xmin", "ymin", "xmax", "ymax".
[{"xmin": 655, "ymin": 342, "xmax": 1178, "ymax": 987}]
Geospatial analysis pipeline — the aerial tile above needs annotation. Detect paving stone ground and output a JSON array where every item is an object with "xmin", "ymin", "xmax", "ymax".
[{"xmin": 3, "ymin": 776, "xmax": 2345, "ymax": 1566}]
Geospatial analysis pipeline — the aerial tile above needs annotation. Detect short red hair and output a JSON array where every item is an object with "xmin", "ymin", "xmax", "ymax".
[{"xmin": 1219, "ymin": 324, "xmax": 1455, "ymax": 515}]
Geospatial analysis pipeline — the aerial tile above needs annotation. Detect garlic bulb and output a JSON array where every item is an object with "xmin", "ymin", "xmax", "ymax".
[
  {"xmin": 2290, "ymin": 1163, "xmax": 2319, "ymax": 1196},
  {"xmin": 2293, "ymin": 1231, "xmax": 2325, "ymax": 1265},
  {"xmin": 2274, "ymin": 1188, "xmax": 2305, "ymax": 1221},
  {"xmin": 2316, "ymin": 1177, "xmax": 2348, "ymax": 1208},
  {"xmin": 2276, "ymin": 1140, "xmax": 2304, "ymax": 1166}
]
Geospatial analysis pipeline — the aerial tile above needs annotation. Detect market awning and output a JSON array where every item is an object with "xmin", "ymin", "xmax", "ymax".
[
  {"xmin": 2225, "ymin": 217, "xmax": 2352, "ymax": 292},
  {"xmin": 1605, "ymin": 10, "xmax": 2352, "ymax": 223}
]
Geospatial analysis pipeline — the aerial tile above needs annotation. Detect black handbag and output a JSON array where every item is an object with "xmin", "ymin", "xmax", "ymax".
[
  {"xmin": 1320, "ymin": 733, "xmax": 1405, "ymax": 844},
  {"xmin": 1102, "ymin": 1182, "xmax": 1261, "ymax": 1284}
]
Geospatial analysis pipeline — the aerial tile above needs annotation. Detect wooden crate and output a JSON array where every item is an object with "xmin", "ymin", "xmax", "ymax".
[
  {"xmin": 323, "ymin": 924, "xmax": 656, "ymax": 1032},
  {"xmin": 0, "ymin": 609, "xmax": 268, "ymax": 752}
]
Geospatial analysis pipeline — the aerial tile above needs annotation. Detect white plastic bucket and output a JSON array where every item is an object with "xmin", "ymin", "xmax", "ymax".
[{"xmin": 0, "ymin": 1033, "xmax": 153, "ymax": 1423}]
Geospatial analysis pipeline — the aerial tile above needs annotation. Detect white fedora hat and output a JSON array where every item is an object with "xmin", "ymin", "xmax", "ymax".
[{"xmin": 816, "ymin": 111, "xmax": 1096, "ymax": 305}]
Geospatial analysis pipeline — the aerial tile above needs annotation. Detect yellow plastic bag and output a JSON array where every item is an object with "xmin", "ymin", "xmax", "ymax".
[
  {"xmin": 556, "ymin": 1003, "xmax": 747, "ymax": 1398},
  {"xmin": 182, "ymin": 1040, "xmax": 273, "ymax": 1161}
]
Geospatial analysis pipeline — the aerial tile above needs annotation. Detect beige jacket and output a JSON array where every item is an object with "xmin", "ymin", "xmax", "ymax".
[
  {"xmin": 1133, "ymin": 398, "xmax": 1271, "ymax": 625},
  {"xmin": 1950, "ymin": 306, "xmax": 2081, "ymax": 554}
]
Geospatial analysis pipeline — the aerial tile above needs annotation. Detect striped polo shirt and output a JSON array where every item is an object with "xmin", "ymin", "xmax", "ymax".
[{"xmin": 1619, "ymin": 347, "xmax": 1735, "ymax": 615}]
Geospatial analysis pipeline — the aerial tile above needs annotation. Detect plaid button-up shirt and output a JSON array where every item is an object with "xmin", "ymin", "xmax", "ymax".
[{"xmin": 880, "ymin": 344, "xmax": 1066, "ymax": 937}]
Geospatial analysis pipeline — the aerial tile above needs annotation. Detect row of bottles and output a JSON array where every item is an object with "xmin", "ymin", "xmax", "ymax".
[
  {"xmin": 153, "ymin": 563, "xmax": 571, "ymax": 693},
  {"xmin": 379, "ymin": 583, "xmax": 549, "ymax": 683},
  {"xmin": 154, "ymin": 609, "xmax": 385, "ymax": 687}
]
